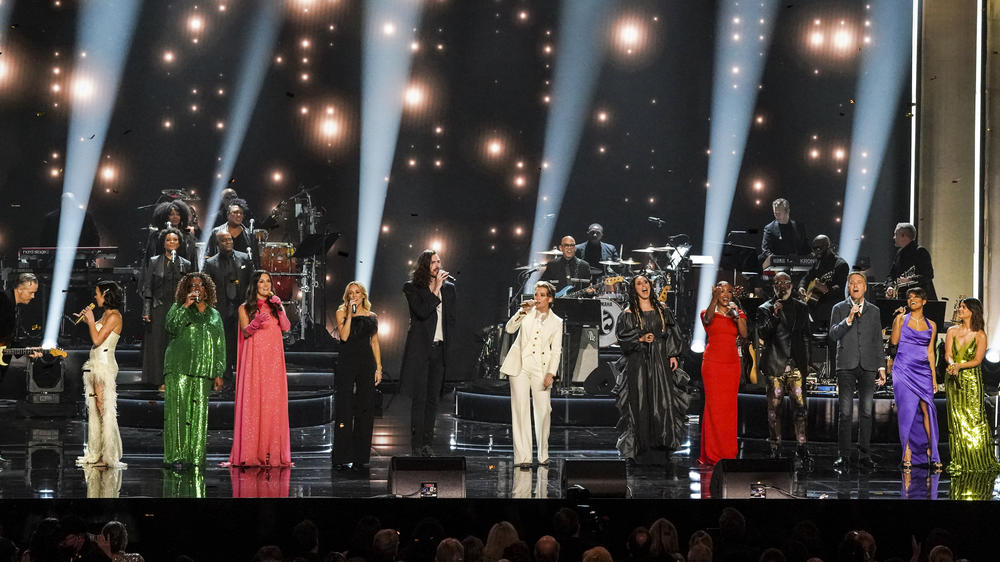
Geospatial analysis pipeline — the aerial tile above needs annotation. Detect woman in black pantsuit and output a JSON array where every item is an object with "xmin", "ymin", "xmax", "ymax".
[
  {"xmin": 142, "ymin": 227, "xmax": 192, "ymax": 390},
  {"xmin": 333, "ymin": 281, "xmax": 382, "ymax": 470}
]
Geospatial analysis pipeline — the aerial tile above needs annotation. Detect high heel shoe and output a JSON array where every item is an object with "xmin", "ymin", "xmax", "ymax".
[{"xmin": 901, "ymin": 459, "xmax": 912, "ymax": 472}]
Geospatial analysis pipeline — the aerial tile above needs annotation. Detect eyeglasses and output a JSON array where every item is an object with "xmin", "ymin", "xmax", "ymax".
[{"xmin": 559, "ymin": 244, "xmax": 575, "ymax": 248}]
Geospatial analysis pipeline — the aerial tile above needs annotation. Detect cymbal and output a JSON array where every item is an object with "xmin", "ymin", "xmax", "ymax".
[
  {"xmin": 538, "ymin": 249, "xmax": 563, "ymax": 256},
  {"xmin": 513, "ymin": 264, "xmax": 539, "ymax": 271},
  {"xmin": 618, "ymin": 258, "xmax": 641, "ymax": 266},
  {"xmin": 161, "ymin": 188, "xmax": 200, "ymax": 201},
  {"xmin": 650, "ymin": 245, "xmax": 676, "ymax": 252},
  {"xmin": 632, "ymin": 247, "xmax": 659, "ymax": 254},
  {"xmin": 598, "ymin": 260, "xmax": 620, "ymax": 266}
]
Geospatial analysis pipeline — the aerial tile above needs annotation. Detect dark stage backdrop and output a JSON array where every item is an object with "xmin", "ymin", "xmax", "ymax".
[{"xmin": 0, "ymin": 1, "xmax": 911, "ymax": 380}]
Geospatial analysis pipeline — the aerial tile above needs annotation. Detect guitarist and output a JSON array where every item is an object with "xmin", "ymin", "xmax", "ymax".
[
  {"xmin": 797, "ymin": 235, "xmax": 849, "ymax": 331},
  {"xmin": 886, "ymin": 222, "xmax": 936, "ymax": 300},
  {"xmin": 756, "ymin": 272, "xmax": 813, "ymax": 467},
  {"xmin": 0, "ymin": 272, "xmax": 41, "ymax": 465},
  {"xmin": 541, "ymin": 236, "xmax": 594, "ymax": 296}
]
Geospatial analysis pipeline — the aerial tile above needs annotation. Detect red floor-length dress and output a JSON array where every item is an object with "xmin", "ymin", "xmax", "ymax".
[
  {"xmin": 699, "ymin": 309, "xmax": 744, "ymax": 465},
  {"xmin": 229, "ymin": 301, "xmax": 293, "ymax": 467}
]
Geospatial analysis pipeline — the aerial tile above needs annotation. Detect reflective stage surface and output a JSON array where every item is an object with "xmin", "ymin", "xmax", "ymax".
[{"xmin": 1, "ymin": 392, "xmax": 999, "ymax": 500}]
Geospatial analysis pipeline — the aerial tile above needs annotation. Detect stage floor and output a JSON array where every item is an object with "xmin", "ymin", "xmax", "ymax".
[{"xmin": 0, "ymin": 392, "xmax": 997, "ymax": 500}]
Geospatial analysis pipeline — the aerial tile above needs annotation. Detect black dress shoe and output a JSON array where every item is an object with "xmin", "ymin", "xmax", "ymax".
[
  {"xmin": 516, "ymin": 462, "xmax": 532, "ymax": 470},
  {"xmin": 858, "ymin": 456, "xmax": 879, "ymax": 472},
  {"xmin": 334, "ymin": 463, "xmax": 353, "ymax": 471},
  {"xmin": 832, "ymin": 456, "xmax": 850, "ymax": 471}
]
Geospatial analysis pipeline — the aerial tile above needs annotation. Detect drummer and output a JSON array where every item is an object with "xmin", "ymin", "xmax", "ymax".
[
  {"xmin": 576, "ymin": 223, "xmax": 620, "ymax": 276},
  {"xmin": 206, "ymin": 199, "xmax": 259, "ymax": 266},
  {"xmin": 541, "ymin": 236, "xmax": 595, "ymax": 296}
]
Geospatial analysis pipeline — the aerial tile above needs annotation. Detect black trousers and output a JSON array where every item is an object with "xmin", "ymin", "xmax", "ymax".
[
  {"xmin": 332, "ymin": 367, "xmax": 376, "ymax": 464},
  {"xmin": 410, "ymin": 344, "xmax": 445, "ymax": 450},
  {"xmin": 221, "ymin": 314, "xmax": 238, "ymax": 386},
  {"xmin": 837, "ymin": 366, "xmax": 877, "ymax": 458}
]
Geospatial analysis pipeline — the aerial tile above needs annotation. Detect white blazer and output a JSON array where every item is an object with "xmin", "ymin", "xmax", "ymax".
[{"xmin": 499, "ymin": 308, "xmax": 563, "ymax": 377}]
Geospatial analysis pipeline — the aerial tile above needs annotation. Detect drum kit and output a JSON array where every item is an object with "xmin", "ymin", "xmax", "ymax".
[{"xmin": 516, "ymin": 241, "xmax": 692, "ymax": 348}]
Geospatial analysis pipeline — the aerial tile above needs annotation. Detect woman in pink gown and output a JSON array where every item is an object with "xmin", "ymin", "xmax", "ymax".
[{"xmin": 228, "ymin": 271, "xmax": 292, "ymax": 467}]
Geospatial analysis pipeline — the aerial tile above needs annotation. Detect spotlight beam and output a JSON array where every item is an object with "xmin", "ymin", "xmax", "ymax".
[
  {"xmin": 837, "ymin": 2, "xmax": 911, "ymax": 268},
  {"xmin": 355, "ymin": 0, "xmax": 423, "ymax": 288},
  {"xmin": 0, "ymin": 1, "xmax": 14, "ymax": 47},
  {"xmin": 42, "ymin": 0, "xmax": 142, "ymax": 348},
  {"xmin": 526, "ymin": 0, "xmax": 613, "ymax": 286},
  {"xmin": 200, "ymin": 0, "xmax": 284, "ymax": 265},
  {"xmin": 690, "ymin": 0, "xmax": 779, "ymax": 350}
]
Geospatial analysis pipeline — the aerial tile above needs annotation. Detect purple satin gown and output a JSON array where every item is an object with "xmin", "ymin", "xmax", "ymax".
[{"xmin": 893, "ymin": 313, "xmax": 939, "ymax": 465}]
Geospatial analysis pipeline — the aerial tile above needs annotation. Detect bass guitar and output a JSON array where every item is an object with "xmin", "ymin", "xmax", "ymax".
[
  {"xmin": 555, "ymin": 276, "xmax": 624, "ymax": 299},
  {"xmin": 0, "ymin": 345, "xmax": 67, "ymax": 367},
  {"xmin": 803, "ymin": 270, "xmax": 835, "ymax": 305}
]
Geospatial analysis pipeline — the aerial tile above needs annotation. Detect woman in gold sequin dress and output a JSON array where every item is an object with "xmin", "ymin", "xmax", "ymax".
[{"xmin": 944, "ymin": 297, "xmax": 1000, "ymax": 476}]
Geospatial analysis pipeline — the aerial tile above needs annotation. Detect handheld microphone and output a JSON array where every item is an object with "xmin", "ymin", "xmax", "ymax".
[
  {"xmin": 73, "ymin": 303, "xmax": 96, "ymax": 324},
  {"xmin": 351, "ymin": 303, "xmax": 357, "ymax": 314},
  {"xmin": 446, "ymin": 275, "xmax": 457, "ymax": 283},
  {"xmin": 248, "ymin": 218, "xmax": 255, "ymax": 233},
  {"xmin": 729, "ymin": 228, "xmax": 760, "ymax": 235},
  {"xmin": 648, "ymin": 216, "xmax": 665, "ymax": 225},
  {"xmin": 170, "ymin": 249, "xmax": 176, "ymax": 261}
]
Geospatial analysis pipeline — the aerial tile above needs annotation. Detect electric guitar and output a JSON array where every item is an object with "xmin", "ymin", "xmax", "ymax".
[
  {"xmin": 0, "ymin": 345, "xmax": 67, "ymax": 367},
  {"xmin": 555, "ymin": 276, "xmax": 624, "ymax": 298},
  {"xmin": 885, "ymin": 266, "xmax": 917, "ymax": 298},
  {"xmin": 731, "ymin": 286, "xmax": 758, "ymax": 384},
  {"xmin": 803, "ymin": 270, "xmax": 835, "ymax": 304}
]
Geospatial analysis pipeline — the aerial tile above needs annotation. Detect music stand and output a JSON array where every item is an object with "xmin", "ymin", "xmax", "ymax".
[{"xmin": 294, "ymin": 231, "xmax": 342, "ymax": 258}]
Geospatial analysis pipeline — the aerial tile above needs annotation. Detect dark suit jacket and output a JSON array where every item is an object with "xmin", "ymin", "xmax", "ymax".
[
  {"xmin": 756, "ymin": 298, "xmax": 812, "ymax": 376},
  {"xmin": 202, "ymin": 250, "xmax": 252, "ymax": 320},
  {"xmin": 829, "ymin": 298, "xmax": 887, "ymax": 372},
  {"xmin": 799, "ymin": 253, "xmax": 849, "ymax": 328},
  {"xmin": 889, "ymin": 241, "xmax": 936, "ymax": 300},
  {"xmin": 206, "ymin": 224, "xmax": 259, "ymax": 265},
  {"xmin": 540, "ymin": 256, "xmax": 592, "ymax": 293},
  {"xmin": 399, "ymin": 280, "xmax": 457, "ymax": 397},
  {"xmin": 760, "ymin": 219, "xmax": 809, "ymax": 261},
  {"xmin": 142, "ymin": 254, "xmax": 193, "ymax": 316},
  {"xmin": 575, "ymin": 241, "xmax": 618, "ymax": 267}
]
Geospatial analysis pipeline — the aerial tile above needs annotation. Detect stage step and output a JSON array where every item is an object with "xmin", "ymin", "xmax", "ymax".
[{"xmin": 116, "ymin": 390, "xmax": 334, "ymax": 430}]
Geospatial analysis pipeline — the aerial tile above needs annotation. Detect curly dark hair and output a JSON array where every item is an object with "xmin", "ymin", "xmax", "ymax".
[
  {"xmin": 243, "ymin": 271, "xmax": 282, "ymax": 320},
  {"xmin": 157, "ymin": 227, "xmax": 183, "ymax": 255},
  {"xmin": 96, "ymin": 280, "xmax": 124, "ymax": 311},
  {"xmin": 410, "ymin": 249, "xmax": 437, "ymax": 287},
  {"xmin": 626, "ymin": 275, "xmax": 666, "ymax": 333},
  {"xmin": 174, "ymin": 272, "xmax": 217, "ymax": 307},
  {"xmin": 152, "ymin": 200, "xmax": 192, "ymax": 230}
]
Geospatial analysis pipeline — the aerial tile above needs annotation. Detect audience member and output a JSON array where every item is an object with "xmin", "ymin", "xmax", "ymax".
[
  {"xmin": 347, "ymin": 516, "xmax": 381, "ymax": 561},
  {"xmin": 58, "ymin": 515, "xmax": 111, "ymax": 562},
  {"xmin": 435, "ymin": 539, "xmax": 464, "ymax": 562},
  {"xmin": 759, "ymin": 547, "xmax": 786, "ymax": 562},
  {"xmin": 687, "ymin": 544, "xmax": 712, "ymax": 562},
  {"xmin": 583, "ymin": 546, "xmax": 613, "ymax": 562},
  {"xmin": 483, "ymin": 522, "xmax": 519, "ymax": 562},
  {"xmin": 928, "ymin": 545, "xmax": 954, "ymax": 562},
  {"xmin": 688, "ymin": 530, "xmax": 713, "ymax": 553},
  {"xmin": 534, "ymin": 536, "xmax": 560, "ymax": 562},
  {"xmin": 0, "ymin": 538, "xmax": 17, "ymax": 562},
  {"xmin": 101, "ymin": 521, "xmax": 144, "ymax": 562},
  {"xmin": 372, "ymin": 529, "xmax": 400, "ymax": 562},
  {"xmin": 716, "ymin": 507, "xmax": 757, "ymax": 562},
  {"xmin": 625, "ymin": 527, "xmax": 652, "ymax": 562},
  {"xmin": 402, "ymin": 518, "xmax": 447, "ymax": 562},
  {"xmin": 462, "ymin": 536, "xmax": 485, "ymax": 562},
  {"xmin": 553, "ymin": 508, "xmax": 588, "ymax": 562},
  {"xmin": 291, "ymin": 520, "xmax": 322, "ymax": 562},
  {"xmin": 254, "ymin": 545, "xmax": 284, "ymax": 562},
  {"xmin": 648, "ymin": 519, "xmax": 682, "ymax": 561},
  {"xmin": 502, "ymin": 541, "xmax": 531, "ymax": 562}
]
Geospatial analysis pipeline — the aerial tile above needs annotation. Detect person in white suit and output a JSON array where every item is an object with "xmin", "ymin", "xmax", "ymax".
[{"xmin": 500, "ymin": 281, "xmax": 563, "ymax": 468}]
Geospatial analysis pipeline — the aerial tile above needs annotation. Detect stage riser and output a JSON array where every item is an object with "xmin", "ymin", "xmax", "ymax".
[
  {"xmin": 116, "ymin": 392, "xmax": 334, "ymax": 429},
  {"xmin": 455, "ymin": 390, "xmax": 620, "ymax": 426},
  {"xmin": 454, "ymin": 390, "xmax": 970, "ymax": 444}
]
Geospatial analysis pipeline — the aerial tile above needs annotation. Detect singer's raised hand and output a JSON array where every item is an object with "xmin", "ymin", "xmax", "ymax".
[
  {"xmin": 268, "ymin": 294, "xmax": 282, "ymax": 305},
  {"xmin": 184, "ymin": 291, "xmax": 198, "ymax": 308},
  {"xmin": 773, "ymin": 300, "xmax": 783, "ymax": 316},
  {"xmin": 519, "ymin": 299, "xmax": 535, "ymax": 313},
  {"xmin": 82, "ymin": 306, "xmax": 96, "ymax": 326}
]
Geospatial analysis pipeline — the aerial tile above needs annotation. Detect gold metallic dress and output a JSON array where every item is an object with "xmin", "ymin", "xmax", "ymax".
[{"xmin": 945, "ymin": 335, "xmax": 1000, "ymax": 476}]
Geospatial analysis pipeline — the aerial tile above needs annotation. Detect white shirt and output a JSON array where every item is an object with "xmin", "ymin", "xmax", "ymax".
[
  {"xmin": 433, "ymin": 299, "xmax": 444, "ymax": 343},
  {"xmin": 519, "ymin": 309, "xmax": 550, "ymax": 372}
]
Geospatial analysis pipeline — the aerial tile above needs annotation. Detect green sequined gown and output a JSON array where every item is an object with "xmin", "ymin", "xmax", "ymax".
[
  {"xmin": 162, "ymin": 303, "xmax": 225, "ymax": 467},
  {"xmin": 946, "ymin": 335, "xmax": 1000, "ymax": 476}
]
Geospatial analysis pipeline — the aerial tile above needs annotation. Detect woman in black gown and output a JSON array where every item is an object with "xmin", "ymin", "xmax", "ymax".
[
  {"xmin": 332, "ymin": 281, "xmax": 383, "ymax": 470},
  {"xmin": 612, "ymin": 275, "xmax": 689, "ymax": 464},
  {"xmin": 145, "ymin": 200, "xmax": 199, "ymax": 264},
  {"xmin": 142, "ymin": 227, "xmax": 192, "ymax": 389}
]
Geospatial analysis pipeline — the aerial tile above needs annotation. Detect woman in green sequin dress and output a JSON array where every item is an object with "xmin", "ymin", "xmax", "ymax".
[
  {"xmin": 163, "ymin": 273, "xmax": 225, "ymax": 468},
  {"xmin": 944, "ymin": 297, "xmax": 1000, "ymax": 476}
]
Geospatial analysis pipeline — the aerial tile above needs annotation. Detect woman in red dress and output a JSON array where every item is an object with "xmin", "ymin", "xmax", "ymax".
[{"xmin": 699, "ymin": 281, "xmax": 747, "ymax": 465}]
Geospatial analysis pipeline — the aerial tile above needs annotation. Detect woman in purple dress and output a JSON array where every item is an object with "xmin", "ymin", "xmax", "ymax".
[{"xmin": 889, "ymin": 287, "xmax": 940, "ymax": 470}]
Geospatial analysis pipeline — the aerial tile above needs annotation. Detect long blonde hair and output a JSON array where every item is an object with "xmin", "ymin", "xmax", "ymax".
[{"xmin": 339, "ymin": 281, "xmax": 372, "ymax": 313}]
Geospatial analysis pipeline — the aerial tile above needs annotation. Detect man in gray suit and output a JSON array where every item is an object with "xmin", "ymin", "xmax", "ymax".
[{"xmin": 829, "ymin": 272, "xmax": 887, "ymax": 472}]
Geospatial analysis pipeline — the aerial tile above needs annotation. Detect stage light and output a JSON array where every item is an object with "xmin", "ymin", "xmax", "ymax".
[
  {"xmin": 527, "ymin": 0, "xmax": 612, "ymax": 290},
  {"xmin": 163, "ymin": 50, "xmax": 175, "ymax": 63},
  {"xmin": 162, "ymin": 119, "xmax": 172, "ymax": 129},
  {"xmin": 43, "ymin": 0, "xmax": 142, "ymax": 348},
  {"xmin": 198, "ymin": 0, "xmax": 284, "ymax": 267},
  {"xmin": 271, "ymin": 170, "xmax": 283, "ymax": 183},
  {"xmin": 187, "ymin": 14, "xmax": 205, "ymax": 34},
  {"xmin": 837, "ymin": 3, "xmax": 911, "ymax": 268},
  {"xmin": 70, "ymin": 75, "xmax": 97, "ymax": 103},
  {"xmin": 355, "ymin": 0, "xmax": 424, "ymax": 288},
  {"xmin": 609, "ymin": 12, "xmax": 656, "ymax": 64},
  {"xmin": 690, "ymin": 0, "xmax": 778, "ymax": 351},
  {"xmin": 833, "ymin": 147, "xmax": 845, "ymax": 160},
  {"xmin": 99, "ymin": 165, "xmax": 116, "ymax": 181}
]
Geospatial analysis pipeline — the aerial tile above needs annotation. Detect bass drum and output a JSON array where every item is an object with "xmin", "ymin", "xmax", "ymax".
[
  {"xmin": 599, "ymin": 299, "xmax": 623, "ymax": 348},
  {"xmin": 260, "ymin": 242, "xmax": 297, "ymax": 300}
]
